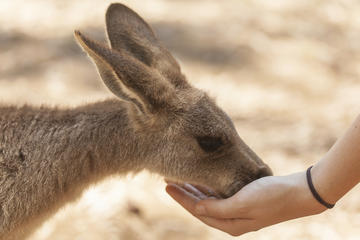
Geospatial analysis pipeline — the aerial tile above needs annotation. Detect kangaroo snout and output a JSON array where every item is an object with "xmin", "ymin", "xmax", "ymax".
[
  {"xmin": 221, "ymin": 161, "xmax": 273, "ymax": 198},
  {"xmin": 256, "ymin": 165, "xmax": 273, "ymax": 179}
]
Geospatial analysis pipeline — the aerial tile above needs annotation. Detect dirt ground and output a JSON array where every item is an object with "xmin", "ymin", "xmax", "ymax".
[{"xmin": 1, "ymin": 0, "xmax": 360, "ymax": 239}]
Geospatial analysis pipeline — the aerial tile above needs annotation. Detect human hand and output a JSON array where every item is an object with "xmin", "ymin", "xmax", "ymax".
[{"xmin": 166, "ymin": 172, "xmax": 327, "ymax": 236}]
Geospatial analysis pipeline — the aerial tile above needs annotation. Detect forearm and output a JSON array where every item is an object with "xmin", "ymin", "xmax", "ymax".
[{"xmin": 311, "ymin": 114, "xmax": 360, "ymax": 204}]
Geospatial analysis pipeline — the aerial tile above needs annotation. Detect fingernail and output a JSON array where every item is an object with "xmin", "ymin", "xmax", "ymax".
[{"xmin": 195, "ymin": 205, "xmax": 206, "ymax": 215}]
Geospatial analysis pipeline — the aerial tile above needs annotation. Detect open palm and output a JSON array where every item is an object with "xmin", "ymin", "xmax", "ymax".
[{"xmin": 166, "ymin": 172, "xmax": 326, "ymax": 236}]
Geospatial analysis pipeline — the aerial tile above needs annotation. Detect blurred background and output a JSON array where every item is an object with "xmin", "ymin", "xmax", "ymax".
[{"xmin": 1, "ymin": 0, "xmax": 360, "ymax": 239}]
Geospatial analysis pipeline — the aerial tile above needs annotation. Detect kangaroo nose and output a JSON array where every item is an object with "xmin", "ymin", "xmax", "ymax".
[{"xmin": 256, "ymin": 165, "xmax": 273, "ymax": 179}]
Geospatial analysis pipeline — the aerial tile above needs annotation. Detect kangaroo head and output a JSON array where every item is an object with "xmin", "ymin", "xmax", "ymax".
[{"xmin": 75, "ymin": 3, "xmax": 272, "ymax": 197}]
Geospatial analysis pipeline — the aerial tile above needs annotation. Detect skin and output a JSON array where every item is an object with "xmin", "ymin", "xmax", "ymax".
[{"xmin": 166, "ymin": 114, "xmax": 360, "ymax": 236}]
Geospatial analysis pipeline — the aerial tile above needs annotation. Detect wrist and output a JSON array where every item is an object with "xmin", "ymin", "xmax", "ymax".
[
  {"xmin": 311, "ymin": 164, "xmax": 342, "ymax": 204},
  {"xmin": 290, "ymin": 171, "xmax": 327, "ymax": 215},
  {"xmin": 306, "ymin": 166, "xmax": 336, "ymax": 208}
]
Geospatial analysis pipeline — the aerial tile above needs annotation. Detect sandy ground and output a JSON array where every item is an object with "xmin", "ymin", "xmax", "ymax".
[{"xmin": 1, "ymin": 0, "xmax": 360, "ymax": 239}]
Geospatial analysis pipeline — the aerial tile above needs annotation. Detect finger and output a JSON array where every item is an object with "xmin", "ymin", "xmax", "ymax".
[
  {"xmin": 166, "ymin": 184, "xmax": 201, "ymax": 213},
  {"xmin": 195, "ymin": 197, "xmax": 251, "ymax": 219},
  {"xmin": 165, "ymin": 182, "xmax": 204, "ymax": 199},
  {"xmin": 164, "ymin": 178, "xmax": 176, "ymax": 185},
  {"xmin": 166, "ymin": 185, "xmax": 258, "ymax": 235},
  {"xmin": 198, "ymin": 217, "xmax": 258, "ymax": 236},
  {"xmin": 192, "ymin": 184, "xmax": 221, "ymax": 198},
  {"xmin": 182, "ymin": 183, "xmax": 216, "ymax": 200},
  {"xmin": 165, "ymin": 179, "xmax": 219, "ymax": 198},
  {"xmin": 182, "ymin": 183, "xmax": 207, "ymax": 200},
  {"xmin": 167, "ymin": 184, "xmax": 249, "ymax": 219}
]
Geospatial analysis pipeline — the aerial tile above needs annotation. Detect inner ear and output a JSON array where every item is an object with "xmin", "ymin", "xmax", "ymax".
[
  {"xmin": 114, "ymin": 34, "xmax": 154, "ymax": 67},
  {"xmin": 105, "ymin": 3, "xmax": 190, "ymax": 90},
  {"xmin": 106, "ymin": 3, "xmax": 158, "ymax": 66},
  {"xmin": 106, "ymin": 3, "xmax": 158, "ymax": 48},
  {"xmin": 75, "ymin": 30, "xmax": 148, "ymax": 114}
]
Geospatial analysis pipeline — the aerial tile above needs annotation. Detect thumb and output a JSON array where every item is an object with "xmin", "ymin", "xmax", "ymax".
[{"xmin": 195, "ymin": 197, "xmax": 249, "ymax": 219}]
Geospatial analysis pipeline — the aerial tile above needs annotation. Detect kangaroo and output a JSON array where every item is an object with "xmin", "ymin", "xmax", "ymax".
[{"xmin": 0, "ymin": 3, "xmax": 272, "ymax": 240}]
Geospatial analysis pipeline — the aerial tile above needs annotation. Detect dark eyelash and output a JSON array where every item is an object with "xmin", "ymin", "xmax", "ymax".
[{"xmin": 196, "ymin": 136, "xmax": 224, "ymax": 152}]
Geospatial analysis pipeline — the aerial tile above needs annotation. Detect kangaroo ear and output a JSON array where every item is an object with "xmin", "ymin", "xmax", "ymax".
[
  {"xmin": 105, "ymin": 3, "xmax": 189, "ymax": 89},
  {"xmin": 74, "ymin": 30, "xmax": 179, "ymax": 114}
]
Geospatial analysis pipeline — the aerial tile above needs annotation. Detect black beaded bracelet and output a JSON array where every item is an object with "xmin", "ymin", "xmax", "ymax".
[{"xmin": 306, "ymin": 166, "xmax": 335, "ymax": 209}]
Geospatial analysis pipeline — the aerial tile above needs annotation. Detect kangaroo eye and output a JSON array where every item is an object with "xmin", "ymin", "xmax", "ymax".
[{"xmin": 196, "ymin": 136, "xmax": 224, "ymax": 152}]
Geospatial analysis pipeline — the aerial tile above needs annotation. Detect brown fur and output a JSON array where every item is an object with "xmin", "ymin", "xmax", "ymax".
[{"xmin": 0, "ymin": 3, "xmax": 271, "ymax": 240}]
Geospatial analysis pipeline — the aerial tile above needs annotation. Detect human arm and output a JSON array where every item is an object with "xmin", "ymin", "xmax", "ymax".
[
  {"xmin": 166, "ymin": 114, "xmax": 360, "ymax": 236},
  {"xmin": 310, "ymin": 114, "xmax": 360, "ymax": 204}
]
